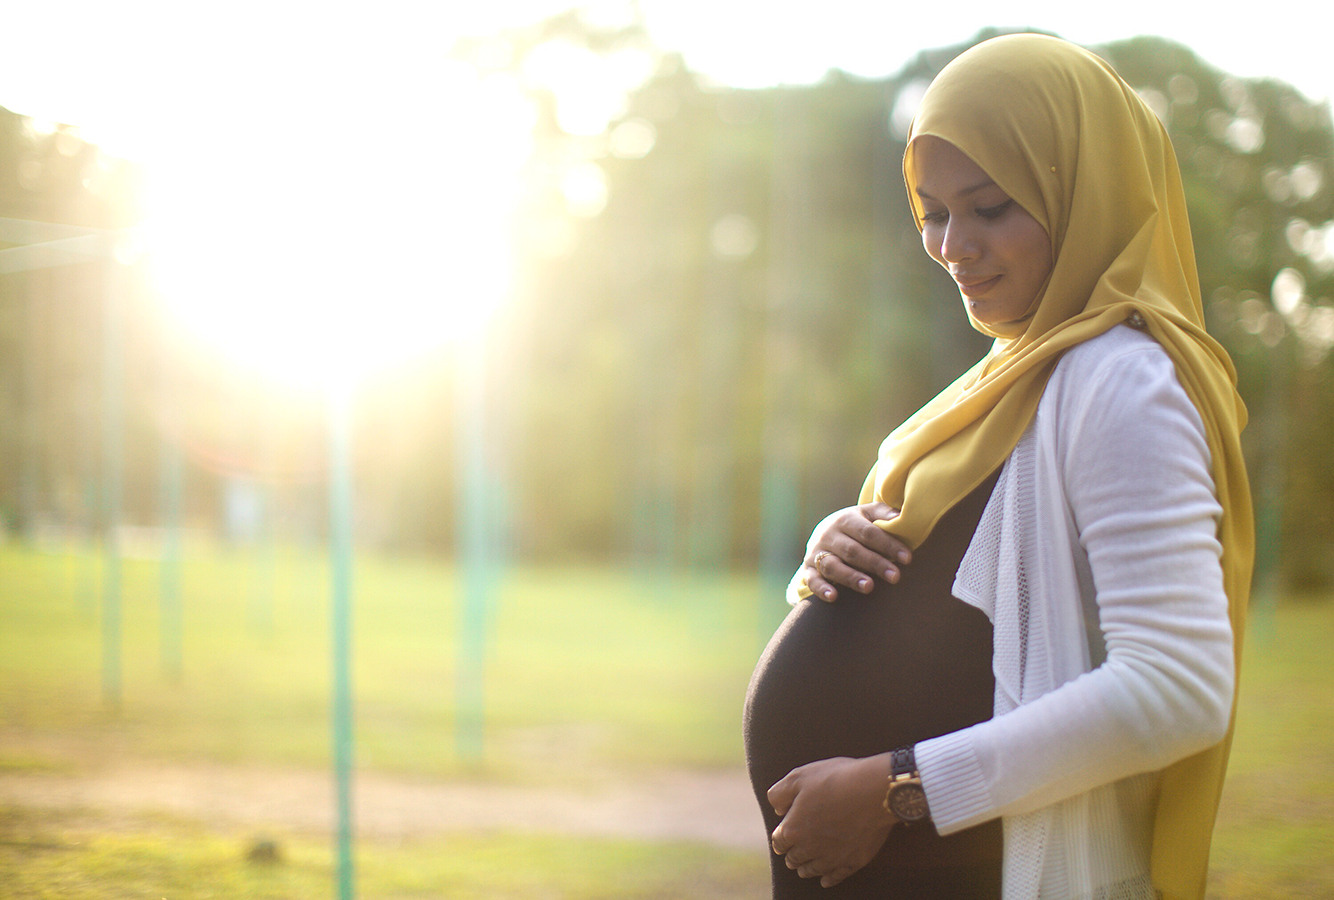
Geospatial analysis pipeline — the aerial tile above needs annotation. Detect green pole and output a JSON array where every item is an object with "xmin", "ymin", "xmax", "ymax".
[
  {"xmin": 81, "ymin": 475, "xmax": 98, "ymax": 620},
  {"xmin": 329, "ymin": 389, "xmax": 355, "ymax": 900},
  {"xmin": 159, "ymin": 438, "xmax": 184, "ymax": 681},
  {"xmin": 455, "ymin": 356, "xmax": 493, "ymax": 764},
  {"xmin": 101, "ymin": 257, "xmax": 123, "ymax": 712},
  {"xmin": 249, "ymin": 483, "xmax": 276, "ymax": 635},
  {"xmin": 758, "ymin": 89, "xmax": 807, "ymax": 632}
]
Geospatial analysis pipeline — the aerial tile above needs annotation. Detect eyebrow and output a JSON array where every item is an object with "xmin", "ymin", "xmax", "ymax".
[{"xmin": 915, "ymin": 178, "xmax": 998, "ymax": 202}]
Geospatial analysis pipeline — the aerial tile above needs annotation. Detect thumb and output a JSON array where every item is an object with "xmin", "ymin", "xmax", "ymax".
[{"xmin": 864, "ymin": 501, "xmax": 900, "ymax": 520}]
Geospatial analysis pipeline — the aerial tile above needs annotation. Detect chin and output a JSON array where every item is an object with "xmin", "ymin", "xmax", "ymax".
[{"xmin": 967, "ymin": 299, "xmax": 1029, "ymax": 329}]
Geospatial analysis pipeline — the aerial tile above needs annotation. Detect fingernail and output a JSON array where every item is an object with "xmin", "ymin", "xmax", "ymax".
[
  {"xmin": 898, "ymin": 550, "xmax": 911, "ymax": 563},
  {"xmin": 822, "ymin": 588, "xmax": 835, "ymax": 601},
  {"xmin": 887, "ymin": 569, "xmax": 899, "ymax": 584},
  {"xmin": 858, "ymin": 578, "xmax": 870, "ymax": 591}
]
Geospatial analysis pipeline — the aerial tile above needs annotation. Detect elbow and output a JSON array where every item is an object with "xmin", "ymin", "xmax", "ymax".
[
  {"xmin": 1183, "ymin": 624, "xmax": 1236, "ymax": 750},
  {"xmin": 1179, "ymin": 681, "xmax": 1231, "ymax": 753},
  {"xmin": 1114, "ymin": 638, "xmax": 1235, "ymax": 762},
  {"xmin": 1103, "ymin": 588, "xmax": 1236, "ymax": 761},
  {"xmin": 1194, "ymin": 654, "xmax": 1234, "ymax": 748}
]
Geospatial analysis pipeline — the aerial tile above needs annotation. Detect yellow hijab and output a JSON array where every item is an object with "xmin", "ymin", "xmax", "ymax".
[{"xmin": 869, "ymin": 34, "xmax": 1253, "ymax": 900}]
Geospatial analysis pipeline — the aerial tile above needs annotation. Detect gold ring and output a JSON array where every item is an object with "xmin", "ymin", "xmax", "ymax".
[{"xmin": 813, "ymin": 550, "xmax": 831, "ymax": 572}]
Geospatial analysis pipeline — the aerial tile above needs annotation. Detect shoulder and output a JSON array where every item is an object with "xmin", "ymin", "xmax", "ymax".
[
  {"xmin": 1042, "ymin": 325, "xmax": 1194, "ymax": 422},
  {"xmin": 1051, "ymin": 324, "xmax": 1170, "ymax": 387},
  {"xmin": 1035, "ymin": 325, "xmax": 1210, "ymax": 473}
]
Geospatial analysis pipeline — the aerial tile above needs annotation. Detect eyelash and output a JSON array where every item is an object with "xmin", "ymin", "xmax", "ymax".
[{"xmin": 922, "ymin": 199, "xmax": 1014, "ymax": 225}]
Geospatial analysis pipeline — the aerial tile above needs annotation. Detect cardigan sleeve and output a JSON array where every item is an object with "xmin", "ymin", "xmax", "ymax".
[{"xmin": 914, "ymin": 340, "xmax": 1234, "ymax": 834}]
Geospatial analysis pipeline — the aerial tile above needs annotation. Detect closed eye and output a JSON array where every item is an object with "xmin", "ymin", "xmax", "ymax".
[
  {"xmin": 921, "ymin": 210, "xmax": 948, "ymax": 225},
  {"xmin": 977, "ymin": 199, "xmax": 1014, "ymax": 220}
]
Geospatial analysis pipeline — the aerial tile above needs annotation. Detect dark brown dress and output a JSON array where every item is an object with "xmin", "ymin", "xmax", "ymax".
[{"xmin": 743, "ymin": 471, "xmax": 1003, "ymax": 899}]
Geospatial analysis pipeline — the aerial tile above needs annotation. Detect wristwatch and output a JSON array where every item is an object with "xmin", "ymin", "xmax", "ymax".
[{"xmin": 883, "ymin": 746, "xmax": 930, "ymax": 824}]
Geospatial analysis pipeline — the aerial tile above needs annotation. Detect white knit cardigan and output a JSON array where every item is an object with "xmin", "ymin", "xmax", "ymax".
[{"xmin": 915, "ymin": 326, "xmax": 1234, "ymax": 899}]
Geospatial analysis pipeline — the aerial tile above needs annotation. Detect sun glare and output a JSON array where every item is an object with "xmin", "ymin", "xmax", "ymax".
[
  {"xmin": 143, "ymin": 61, "xmax": 533, "ymax": 392},
  {"xmin": 6, "ymin": 2, "xmax": 1331, "ymax": 397}
]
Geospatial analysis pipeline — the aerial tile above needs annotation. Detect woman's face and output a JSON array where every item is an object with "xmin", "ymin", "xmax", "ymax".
[{"xmin": 912, "ymin": 136, "xmax": 1053, "ymax": 328}]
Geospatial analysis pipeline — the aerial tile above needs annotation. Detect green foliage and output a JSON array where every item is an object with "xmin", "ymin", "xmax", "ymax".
[
  {"xmin": 1098, "ymin": 36, "xmax": 1334, "ymax": 590},
  {"xmin": 3, "ymin": 27, "xmax": 1333, "ymax": 589},
  {"xmin": 478, "ymin": 23, "xmax": 1334, "ymax": 580}
]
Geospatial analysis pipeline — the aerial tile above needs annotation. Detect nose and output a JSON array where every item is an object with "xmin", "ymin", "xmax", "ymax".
[{"xmin": 939, "ymin": 218, "xmax": 978, "ymax": 264}]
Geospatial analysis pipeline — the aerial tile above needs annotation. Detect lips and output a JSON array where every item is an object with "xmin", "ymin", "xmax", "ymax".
[{"xmin": 954, "ymin": 274, "xmax": 1001, "ymax": 297}]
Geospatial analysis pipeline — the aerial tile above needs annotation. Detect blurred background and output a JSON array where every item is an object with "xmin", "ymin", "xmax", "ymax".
[{"xmin": 1, "ymin": 2, "xmax": 1332, "ymax": 898}]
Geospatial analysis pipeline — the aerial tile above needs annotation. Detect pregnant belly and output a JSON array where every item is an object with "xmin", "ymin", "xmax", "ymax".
[
  {"xmin": 745, "ymin": 578, "xmax": 994, "ymax": 789},
  {"xmin": 743, "ymin": 581, "xmax": 999, "ymax": 874}
]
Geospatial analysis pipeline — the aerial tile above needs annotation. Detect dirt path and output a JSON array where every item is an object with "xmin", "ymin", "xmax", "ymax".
[{"xmin": 0, "ymin": 761, "xmax": 767, "ymax": 851}]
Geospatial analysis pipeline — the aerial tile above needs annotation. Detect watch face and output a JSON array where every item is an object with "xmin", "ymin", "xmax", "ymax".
[{"xmin": 889, "ymin": 783, "xmax": 929, "ymax": 822}]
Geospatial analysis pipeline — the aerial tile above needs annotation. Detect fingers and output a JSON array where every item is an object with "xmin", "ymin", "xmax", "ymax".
[
  {"xmin": 821, "ymin": 866, "xmax": 857, "ymax": 888},
  {"xmin": 770, "ymin": 823, "xmax": 813, "ymax": 872},
  {"xmin": 767, "ymin": 775, "xmax": 796, "ymax": 816},
  {"xmin": 837, "ymin": 511, "xmax": 912, "ymax": 579},
  {"xmin": 773, "ymin": 832, "xmax": 815, "ymax": 873},
  {"xmin": 811, "ymin": 545, "xmax": 877, "ymax": 597},
  {"xmin": 803, "ymin": 505, "xmax": 914, "ymax": 598},
  {"xmin": 801, "ymin": 565, "xmax": 840, "ymax": 603},
  {"xmin": 819, "ymin": 554, "xmax": 880, "ymax": 593},
  {"xmin": 807, "ymin": 540, "xmax": 903, "ymax": 595}
]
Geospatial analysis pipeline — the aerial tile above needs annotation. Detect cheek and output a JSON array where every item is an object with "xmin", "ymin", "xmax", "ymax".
[{"xmin": 1010, "ymin": 220, "xmax": 1053, "ymax": 278}]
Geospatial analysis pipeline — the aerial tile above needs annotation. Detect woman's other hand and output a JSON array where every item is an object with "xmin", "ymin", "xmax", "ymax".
[
  {"xmin": 767, "ymin": 755, "xmax": 898, "ymax": 888},
  {"xmin": 801, "ymin": 503, "xmax": 912, "ymax": 602}
]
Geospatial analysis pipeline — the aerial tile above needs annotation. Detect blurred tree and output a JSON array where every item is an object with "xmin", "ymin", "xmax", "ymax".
[
  {"xmin": 1101, "ymin": 36, "xmax": 1334, "ymax": 589},
  {"xmin": 3, "ymin": 24, "xmax": 1333, "ymax": 596},
  {"xmin": 0, "ymin": 106, "xmax": 135, "ymax": 540},
  {"xmin": 467, "ymin": 21, "xmax": 1334, "ymax": 591}
]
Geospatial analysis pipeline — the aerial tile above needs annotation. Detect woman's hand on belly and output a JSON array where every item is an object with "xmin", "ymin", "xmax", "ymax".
[
  {"xmin": 767, "ymin": 754, "xmax": 898, "ymax": 887},
  {"xmin": 801, "ymin": 504, "xmax": 913, "ymax": 602}
]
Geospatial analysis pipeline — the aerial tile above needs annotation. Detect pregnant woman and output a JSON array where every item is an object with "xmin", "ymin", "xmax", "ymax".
[{"xmin": 744, "ymin": 34, "xmax": 1253, "ymax": 900}]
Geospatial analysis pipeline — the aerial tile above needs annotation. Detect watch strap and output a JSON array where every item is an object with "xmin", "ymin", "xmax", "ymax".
[
  {"xmin": 890, "ymin": 746, "xmax": 917, "ymax": 778},
  {"xmin": 884, "ymin": 745, "xmax": 930, "ymax": 824}
]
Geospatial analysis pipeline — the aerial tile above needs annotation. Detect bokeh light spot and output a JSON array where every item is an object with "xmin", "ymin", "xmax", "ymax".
[
  {"xmin": 1289, "ymin": 160, "xmax": 1323, "ymax": 201},
  {"xmin": 1168, "ymin": 73, "xmax": 1199, "ymax": 105},
  {"xmin": 889, "ymin": 80, "xmax": 928, "ymax": 140},
  {"xmin": 710, "ymin": 213, "xmax": 759, "ymax": 259},
  {"xmin": 609, "ymin": 118, "xmax": 657, "ymax": 159},
  {"xmin": 561, "ymin": 162, "xmax": 608, "ymax": 217},
  {"xmin": 1272, "ymin": 267, "xmax": 1307, "ymax": 317},
  {"xmin": 1225, "ymin": 116, "xmax": 1265, "ymax": 154}
]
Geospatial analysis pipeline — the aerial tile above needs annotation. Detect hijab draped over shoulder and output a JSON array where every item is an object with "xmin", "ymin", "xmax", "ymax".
[{"xmin": 867, "ymin": 33, "xmax": 1252, "ymax": 900}]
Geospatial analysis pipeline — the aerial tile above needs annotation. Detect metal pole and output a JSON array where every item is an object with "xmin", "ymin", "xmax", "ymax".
[
  {"xmin": 329, "ymin": 388, "xmax": 355, "ymax": 900},
  {"xmin": 455, "ymin": 349, "xmax": 493, "ymax": 764},
  {"xmin": 249, "ymin": 482, "xmax": 276, "ymax": 635},
  {"xmin": 159, "ymin": 438, "xmax": 184, "ymax": 681},
  {"xmin": 758, "ymin": 90, "xmax": 807, "ymax": 626},
  {"xmin": 101, "ymin": 257, "xmax": 123, "ymax": 712}
]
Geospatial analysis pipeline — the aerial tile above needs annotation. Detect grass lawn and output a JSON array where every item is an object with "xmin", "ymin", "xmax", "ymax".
[
  {"xmin": 0, "ymin": 805, "xmax": 763, "ymax": 900},
  {"xmin": 0, "ymin": 542, "xmax": 1330, "ymax": 897},
  {"xmin": 0, "ymin": 543, "xmax": 774, "ymax": 782}
]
